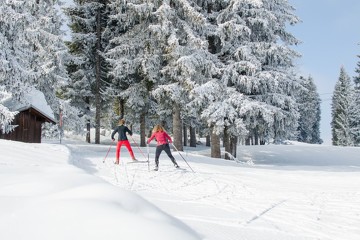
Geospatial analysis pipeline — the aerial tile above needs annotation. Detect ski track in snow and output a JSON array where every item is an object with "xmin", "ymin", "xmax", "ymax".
[{"xmin": 65, "ymin": 141, "xmax": 360, "ymax": 240}]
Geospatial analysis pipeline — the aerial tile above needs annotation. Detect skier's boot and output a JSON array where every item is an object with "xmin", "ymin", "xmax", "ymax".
[
  {"xmin": 171, "ymin": 158, "xmax": 179, "ymax": 168},
  {"xmin": 154, "ymin": 159, "xmax": 159, "ymax": 171}
]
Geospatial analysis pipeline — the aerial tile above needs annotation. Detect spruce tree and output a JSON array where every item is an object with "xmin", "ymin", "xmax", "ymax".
[
  {"xmin": 28, "ymin": 0, "xmax": 68, "ymax": 111},
  {"xmin": 0, "ymin": 0, "xmax": 36, "ymax": 100},
  {"xmin": 150, "ymin": 0, "xmax": 216, "ymax": 151},
  {"xmin": 350, "ymin": 55, "xmax": 360, "ymax": 145},
  {"xmin": 355, "ymin": 54, "xmax": 360, "ymax": 85},
  {"xmin": 224, "ymin": 0, "xmax": 300, "ymax": 144},
  {"xmin": 0, "ymin": 0, "xmax": 32, "ymax": 127},
  {"xmin": 65, "ymin": 0, "xmax": 109, "ymax": 143},
  {"xmin": 105, "ymin": 0, "xmax": 162, "ymax": 146},
  {"xmin": 0, "ymin": 90, "xmax": 17, "ymax": 133},
  {"xmin": 193, "ymin": 0, "xmax": 300, "ymax": 155},
  {"xmin": 105, "ymin": 0, "xmax": 217, "ymax": 150},
  {"xmin": 297, "ymin": 76, "xmax": 322, "ymax": 144},
  {"xmin": 331, "ymin": 67, "xmax": 353, "ymax": 146},
  {"xmin": 1, "ymin": 0, "xmax": 66, "ymax": 130}
]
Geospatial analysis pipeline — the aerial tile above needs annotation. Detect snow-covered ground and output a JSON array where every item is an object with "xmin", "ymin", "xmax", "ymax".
[{"xmin": 1, "ymin": 133, "xmax": 360, "ymax": 240}]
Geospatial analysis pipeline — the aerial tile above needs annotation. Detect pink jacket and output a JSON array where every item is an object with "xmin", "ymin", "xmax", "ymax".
[{"xmin": 147, "ymin": 131, "xmax": 172, "ymax": 146}]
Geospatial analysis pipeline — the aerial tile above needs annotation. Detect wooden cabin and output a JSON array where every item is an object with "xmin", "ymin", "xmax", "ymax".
[
  {"xmin": 0, "ymin": 89, "xmax": 56, "ymax": 143},
  {"xmin": 0, "ymin": 106, "xmax": 55, "ymax": 143}
]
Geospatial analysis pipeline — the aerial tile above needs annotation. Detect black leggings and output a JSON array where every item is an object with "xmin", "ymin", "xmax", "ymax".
[{"xmin": 155, "ymin": 144, "xmax": 177, "ymax": 166}]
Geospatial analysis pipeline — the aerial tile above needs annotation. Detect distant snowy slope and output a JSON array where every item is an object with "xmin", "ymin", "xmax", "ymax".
[{"xmin": 237, "ymin": 141, "xmax": 360, "ymax": 169}]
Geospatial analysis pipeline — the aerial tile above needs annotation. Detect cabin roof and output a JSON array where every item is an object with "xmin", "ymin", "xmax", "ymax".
[{"xmin": 1, "ymin": 88, "xmax": 55, "ymax": 123}]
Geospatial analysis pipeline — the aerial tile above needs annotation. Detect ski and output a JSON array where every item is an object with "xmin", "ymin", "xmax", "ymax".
[
  {"xmin": 152, "ymin": 167, "xmax": 187, "ymax": 172},
  {"xmin": 127, "ymin": 160, "xmax": 148, "ymax": 164},
  {"xmin": 176, "ymin": 167, "xmax": 187, "ymax": 171}
]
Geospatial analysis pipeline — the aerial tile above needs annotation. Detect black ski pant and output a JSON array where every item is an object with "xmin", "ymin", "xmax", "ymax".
[{"xmin": 155, "ymin": 144, "xmax": 177, "ymax": 167}]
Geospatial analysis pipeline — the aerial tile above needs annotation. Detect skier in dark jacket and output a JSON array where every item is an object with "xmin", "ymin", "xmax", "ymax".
[{"xmin": 111, "ymin": 119, "xmax": 136, "ymax": 164}]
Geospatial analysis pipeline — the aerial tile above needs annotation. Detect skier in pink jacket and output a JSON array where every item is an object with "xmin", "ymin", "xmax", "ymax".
[{"xmin": 147, "ymin": 125, "xmax": 179, "ymax": 171}]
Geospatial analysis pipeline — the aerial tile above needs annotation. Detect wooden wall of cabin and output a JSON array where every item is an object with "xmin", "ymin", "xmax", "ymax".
[{"xmin": 0, "ymin": 110, "xmax": 43, "ymax": 143}]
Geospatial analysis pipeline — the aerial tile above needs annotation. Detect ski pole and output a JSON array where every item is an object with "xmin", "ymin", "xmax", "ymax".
[
  {"xmin": 130, "ymin": 135, "xmax": 150, "ymax": 172},
  {"xmin": 171, "ymin": 143, "xmax": 195, "ymax": 173},
  {"xmin": 129, "ymin": 135, "xmax": 148, "ymax": 160},
  {"xmin": 103, "ymin": 140, "xmax": 115, "ymax": 163},
  {"xmin": 146, "ymin": 142, "xmax": 150, "ymax": 172}
]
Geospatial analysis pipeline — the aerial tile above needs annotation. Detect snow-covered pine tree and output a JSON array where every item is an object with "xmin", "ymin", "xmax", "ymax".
[
  {"xmin": 296, "ymin": 76, "xmax": 322, "ymax": 144},
  {"xmin": 0, "ymin": 0, "xmax": 36, "ymax": 100},
  {"xmin": 331, "ymin": 67, "xmax": 353, "ymax": 146},
  {"xmin": 27, "ymin": 0, "xmax": 69, "ymax": 112},
  {"xmin": 0, "ymin": 105, "xmax": 17, "ymax": 133},
  {"xmin": 0, "ymin": 0, "xmax": 24, "ymax": 128},
  {"xmin": 192, "ymin": 0, "xmax": 300, "ymax": 156},
  {"xmin": 0, "ymin": 89, "xmax": 17, "ymax": 133},
  {"xmin": 350, "ymin": 55, "xmax": 360, "ymax": 146},
  {"xmin": 0, "ymin": 0, "xmax": 66, "ymax": 132},
  {"xmin": 64, "ymin": 0, "xmax": 110, "ymax": 143},
  {"xmin": 105, "ymin": 0, "xmax": 162, "ymax": 146},
  {"xmin": 350, "ymin": 86, "xmax": 360, "ymax": 146},
  {"xmin": 106, "ymin": 0, "xmax": 216, "ymax": 150},
  {"xmin": 355, "ymin": 53, "xmax": 360, "ymax": 85},
  {"xmin": 190, "ymin": 80, "xmax": 248, "ymax": 158},
  {"xmin": 221, "ymin": 0, "xmax": 300, "ymax": 145},
  {"xmin": 150, "ymin": 0, "xmax": 217, "ymax": 151}
]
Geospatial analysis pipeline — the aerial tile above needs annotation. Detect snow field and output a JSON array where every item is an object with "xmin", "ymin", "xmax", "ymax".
[
  {"xmin": 1, "ymin": 137, "xmax": 360, "ymax": 240},
  {"xmin": 0, "ymin": 139, "xmax": 201, "ymax": 240},
  {"xmin": 68, "ymin": 139, "xmax": 360, "ymax": 240}
]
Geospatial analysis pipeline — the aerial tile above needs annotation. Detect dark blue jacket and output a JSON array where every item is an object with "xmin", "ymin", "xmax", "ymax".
[{"xmin": 111, "ymin": 125, "xmax": 132, "ymax": 141}]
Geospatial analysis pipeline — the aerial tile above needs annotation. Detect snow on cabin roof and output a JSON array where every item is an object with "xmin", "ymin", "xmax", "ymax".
[{"xmin": 1, "ymin": 88, "xmax": 55, "ymax": 123}]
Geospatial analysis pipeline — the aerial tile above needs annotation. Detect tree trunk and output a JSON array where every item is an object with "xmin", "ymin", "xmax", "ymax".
[
  {"xmin": 183, "ymin": 124, "xmax": 187, "ymax": 146},
  {"xmin": 119, "ymin": 98, "xmax": 125, "ymax": 119},
  {"xmin": 189, "ymin": 126, "xmax": 196, "ymax": 147},
  {"xmin": 206, "ymin": 135, "xmax": 210, "ymax": 146},
  {"xmin": 254, "ymin": 128, "xmax": 259, "ymax": 145},
  {"xmin": 211, "ymin": 127, "xmax": 221, "ymax": 158},
  {"xmin": 245, "ymin": 137, "xmax": 250, "ymax": 145},
  {"xmin": 140, "ymin": 112, "xmax": 146, "ymax": 147},
  {"xmin": 94, "ymin": 96, "xmax": 100, "ymax": 144},
  {"xmin": 85, "ymin": 97, "xmax": 90, "ymax": 143},
  {"xmin": 161, "ymin": 120, "xmax": 167, "ymax": 130},
  {"xmin": 173, "ymin": 103, "xmax": 183, "ymax": 151},
  {"xmin": 230, "ymin": 135, "xmax": 237, "ymax": 158},
  {"xmin": 223, "ymin": 126, "xmax": 230, "ymax": 159},
  {"xmin": 112, "ymin": 97, "xmax": 124, "ymax": 128},
  {"xmin": 94, "ymin": 5, "xmax": 102, "ymax": 144}
]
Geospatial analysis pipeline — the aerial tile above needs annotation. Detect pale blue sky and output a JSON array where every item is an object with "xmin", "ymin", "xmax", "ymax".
[{"xmin": 289, "ymin": 0, "xmax": 360, "ymax": 144}]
